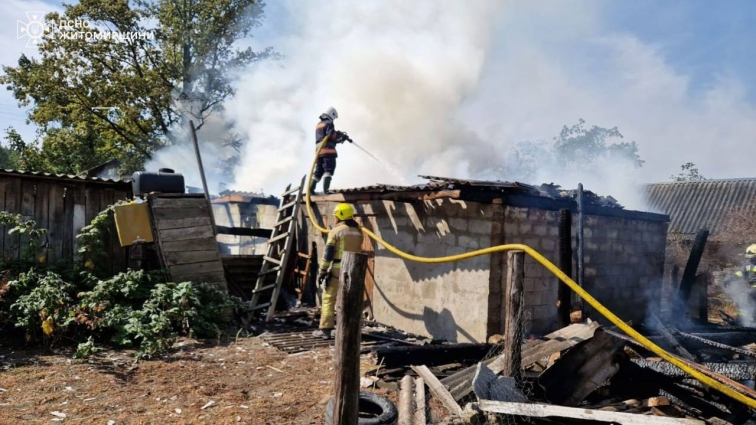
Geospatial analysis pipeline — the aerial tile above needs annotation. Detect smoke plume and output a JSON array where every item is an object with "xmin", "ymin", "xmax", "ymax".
[{"xmin": 226, "ymin": 1, "xmax": 756, "ymax": 211}]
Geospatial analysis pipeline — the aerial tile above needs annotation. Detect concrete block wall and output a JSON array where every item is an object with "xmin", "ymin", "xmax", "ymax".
[
  {"xmin": 306, "ymin": 198, "xmax": 494, "ymax": 343},
  {"xmin": 497, "ymin": 207, "xmax": 561, "ymax": 334},
  {"xmin": 577, "ymin": 216, "xmax": 668, "ymax": 327}
]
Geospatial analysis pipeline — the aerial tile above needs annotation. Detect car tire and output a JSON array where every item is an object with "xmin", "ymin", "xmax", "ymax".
[{"xmin": 324, "ymin": 391, "xmax": 397, "ymax": 425}]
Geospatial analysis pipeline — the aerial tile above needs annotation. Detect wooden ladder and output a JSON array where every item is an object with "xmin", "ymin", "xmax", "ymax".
[{"xmin": 248, "ymin": 175, "xmax": 306, "ymax": 321}]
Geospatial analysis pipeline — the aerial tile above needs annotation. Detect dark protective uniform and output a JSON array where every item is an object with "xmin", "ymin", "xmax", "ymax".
[{"xmin": 310, "ymin": 115, "xmax": 347, "ymax": 194}]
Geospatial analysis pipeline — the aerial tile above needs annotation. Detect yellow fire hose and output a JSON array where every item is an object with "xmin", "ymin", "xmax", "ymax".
[{"xmin": 305, "ymin": 137, "xmax": 756, "ymax": 408}]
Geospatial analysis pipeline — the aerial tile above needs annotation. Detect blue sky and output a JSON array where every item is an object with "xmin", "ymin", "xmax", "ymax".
[{"xmin": 1, "ymin": 1, "xmax": 755, "ymax": 195}]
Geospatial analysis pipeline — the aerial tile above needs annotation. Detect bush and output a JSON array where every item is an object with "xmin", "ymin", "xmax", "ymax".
[{"xmin": 0, "ymin": 208, "xmax": 242, "ymax": 360}]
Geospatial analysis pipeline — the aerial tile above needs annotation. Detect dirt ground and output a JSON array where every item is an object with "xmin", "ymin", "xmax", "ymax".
[{"xmin": 0, "ymin": 335, "xmax": 397, "ymax": 425}]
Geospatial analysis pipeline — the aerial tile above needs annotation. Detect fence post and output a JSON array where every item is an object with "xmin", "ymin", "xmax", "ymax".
[
  {"xmin": 332, "ymin": 252, "xmax": 368, "ymax": 425},
  {"xmin": 503, "ymin": 250, "xmax": 524, "ymax": 382}
]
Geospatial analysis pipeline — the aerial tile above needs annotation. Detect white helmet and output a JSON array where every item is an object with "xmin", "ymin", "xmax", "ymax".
[{"xmin": 324, "ymin": 106, "xmax": 338, "ymax": 120}]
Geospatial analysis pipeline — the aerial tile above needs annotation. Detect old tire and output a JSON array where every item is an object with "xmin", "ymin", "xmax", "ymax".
[{"xmin": 324, "ymin": 391, "xmax": 397, "ymax": 425}]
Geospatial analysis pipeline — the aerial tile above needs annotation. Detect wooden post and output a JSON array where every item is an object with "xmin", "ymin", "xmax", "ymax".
[
  {"xmin": 189, "ymin": 120, "xmax": 218, "ymax": 237},
  {"xmin": 332, "ymin": 252, "xmax": 368, "ymax": 425},
  {"xmin": 503, "ymin": 250, "xmax": 524, "ymax": 382},
  {"xmin": 557, "ymin": 208, "xmax": 573, "ymax": 327},
  {"xmin": 675, "ymin": 228, "xmax": 709, "ymax": 320}
]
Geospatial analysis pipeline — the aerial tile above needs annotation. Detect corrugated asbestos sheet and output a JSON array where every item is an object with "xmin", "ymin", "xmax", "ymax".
[
  {"xmin": 0, "ymin": 168, "xmax": 128, "ymax": 184},
  {"xmin": 644, "ymin": 178, "xmax": 756, "ymax": 235}
]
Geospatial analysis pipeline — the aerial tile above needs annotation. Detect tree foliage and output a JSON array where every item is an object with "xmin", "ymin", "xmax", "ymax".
[
  {"xmin": 670, "ymin": 162, "xmax": 707, "ymax": 182},
  {"xmin": 504, "ymin": 119, "xmax": 643, "ymax": 183},
  {"xmin": 1, "ymin": 0, "xmax": 274, "ymax": 175}
]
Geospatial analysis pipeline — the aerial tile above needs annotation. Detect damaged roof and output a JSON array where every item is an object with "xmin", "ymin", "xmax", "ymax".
[
  {"xmin": 644, "ymin": 178, "xmax": 756, "ymax": 235},
  {"xmin": 330, "ymin": 175, "xmax": 624, "ymax": 208}
]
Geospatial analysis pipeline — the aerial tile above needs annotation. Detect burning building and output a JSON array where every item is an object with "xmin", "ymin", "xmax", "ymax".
[{"xmin": 304, "ymin": 176, "xmax": 669, "ymax": 343}]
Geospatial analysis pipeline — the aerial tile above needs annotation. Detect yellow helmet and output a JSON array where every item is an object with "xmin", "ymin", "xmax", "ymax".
[
  {"xmin": 333, "ymin": 203, "xmax": 354, "ymax": 221},
  {"xmin": 746, "ymin": 244, "xmax": 756, "ymax": 259}
]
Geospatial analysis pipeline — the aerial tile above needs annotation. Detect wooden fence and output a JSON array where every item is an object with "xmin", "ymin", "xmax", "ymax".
[{"xmin": 0, "ymin": 171, "xmax": 132, "ymax": 275}]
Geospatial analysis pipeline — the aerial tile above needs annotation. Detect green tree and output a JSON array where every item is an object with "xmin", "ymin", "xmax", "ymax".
[
  {"xmin": 553, "ymin": 119, "xmax": 644, "ymax": 167},
  {"xmin": 670, "ymin": 162, "xmax": 707, "ymax": 182},
  {"xmin": 1, "ymin": 0, "xmax": 274, "ymax": 174},
  {"xmin": 504, "ymin": 119, "xmax": 643, "ymax": 182}
]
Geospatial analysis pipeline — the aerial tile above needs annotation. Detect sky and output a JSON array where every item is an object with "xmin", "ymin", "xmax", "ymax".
[{"xmin": 1, "ymin": 1, "xmax": 756, "ymax": 207}]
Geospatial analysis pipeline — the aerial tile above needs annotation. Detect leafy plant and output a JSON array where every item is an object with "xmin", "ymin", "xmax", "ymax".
[
  {"xmin": 8, "ymin": 269, "xmax": 76, "ymax": 346},
  {"xmin": 0, "ymin": 211, "xmax": 49, "ymax": 266},
  {"xmin": 74, "ymin": 336, "xmax": 102, "ymax": 359},
  {"xmin": 76, "ymin": 201, "xmax": 128, "ymax": 275},
  {"xmin": 670, "ymin": 162, "xmax": 707, "ymax": 182}
]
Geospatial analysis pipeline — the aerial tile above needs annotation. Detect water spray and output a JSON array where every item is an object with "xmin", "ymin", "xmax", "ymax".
[{"xmin": 350, "ymin": 141, "xmax": 411, "ymax": 186}]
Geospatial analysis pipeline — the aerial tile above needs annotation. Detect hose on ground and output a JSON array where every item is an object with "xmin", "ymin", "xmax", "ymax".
[{"xmin": 304, "ymin": 137, "xmax": 756, "ymax": 409}]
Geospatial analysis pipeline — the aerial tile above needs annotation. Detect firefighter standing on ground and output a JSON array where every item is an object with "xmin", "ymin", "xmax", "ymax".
[
  {"xmin": 728, "ymin": 244, "xmax": 756, "ymax": 324},
  {"xmin": 309, "ymin": 106, "xmax": 352, "ymax": 195},
  {"xmin": 312, "ymin": 203, "xmax": 363, "ymax": 339}
]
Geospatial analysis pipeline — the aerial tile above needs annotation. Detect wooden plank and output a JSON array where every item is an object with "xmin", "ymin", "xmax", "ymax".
[
  {"xmin": 477, "ymin": 401, "xmax": 705, "ymax": 425},
  {"xmin": 170, "ymin": 269, "xmax": 226, "ymax": 283},
  {"xmin": 84, "ymin": 187, "xmax": 100, "ymax": 227},
  {"xmin": 151, "ymin": 197, "xmax": 209, "ymax": 209},
  {"xmin": 156, "ymin": 217, "xmax": 212, "ymax": 230},
  {"xmin": 72, "ymin": 184, "xmax": 85, "ymax": 260},
  {"xmin": 152, "ymin": 207, "xmax": 209, "ymax": 220},
  {"xmin": 62, "ymin": 185, "xmax": 76, "ymax": 261},
  {"xmin": 101, "ymin": 189, "xmax": 115, "ymax": 274},
  {"xmin": 649, "ymin": 313, "xmax": 697, "ymax": 362},
  {"xmin": 161, "ymin": 237, "xmax": 218, "ymax": 252},
  {"xmin": 18, "ymin": 180, "xmax": 35, "ymax": 258},
  {"xmin": 169, "ymin": 260, "xmax": 224, "ymax": 277},
  {"xmin": 164, "ymin": 250, "xmax": 219, "ymax": 266},
  {"xmin": 675, "ymin": 228, "xmax": 709, "ymax": 319},
  {"xmin": 412, "ymin": 365, "xmax": 463, "ymax": 417},
  {"xmin": 0, "ymin": 179, "xmax": 6, "ymax": 254},
  {"xmin": 158, "ymin": 225, "xmax": 214, "ymax": 242},
  {"xmin": 47, "ymin": 184, "xmax": 66, "ymax": 262},
  {"xmin": 3, "ymin": 177, "xmax": 21, "ymax": 260},
  {"xmin": 332, "ymin": 252, "xmax": 368, "ymax": 425},
  {"xmin": 111, "ymin": 189, "xmax": 128, "ymax": 274}
]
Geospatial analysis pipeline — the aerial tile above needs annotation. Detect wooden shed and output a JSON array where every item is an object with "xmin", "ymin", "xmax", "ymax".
[{"xmin": 0, "ymin": 169, "xmax": 131, "ymax": 273}]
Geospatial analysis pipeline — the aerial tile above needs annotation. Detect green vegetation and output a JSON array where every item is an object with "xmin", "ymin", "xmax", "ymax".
[{"xmin": 0, "ymin": 208, "xmax": 241, "ymax": 360}]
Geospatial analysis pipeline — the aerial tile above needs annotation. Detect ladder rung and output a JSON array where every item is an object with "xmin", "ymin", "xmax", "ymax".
[
  {"xmin": 278, "ymin": 200, "xmax": 297, "ymax": 212},
  {"xmin": 275, "ymin": 216, "xmax": 293, "ymax": 227},
  {"xmin": 257, "ymin": 266, "xmax": 281, "ymax": 277},
  {"xmin": 263, "ymin": 256, "xmax": 282, "ymax": 265},
  {"xmin": 297, "ymin": 252, "xmax": 311, "ymax": 259},
  {"xmin": 248, "ymin": 302, "xmax": 271, "ymax": 312},
  {"xmin": 281, "ymin": 186, "xmax": 301, "ymax": 197},
  {"xmin": 267, "ymin": 232, "xmax": 290, "ymax": 245},
  {"xmin": 251, "ymin": 284, "xmax": 276, "ymax": 294}
]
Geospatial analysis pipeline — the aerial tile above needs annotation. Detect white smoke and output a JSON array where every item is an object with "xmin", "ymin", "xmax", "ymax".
[
  {"xmin": 144, "ymin": 112, "xmax": 237, "ymax": 194},
  {"xmin": 225, "ymin": 1, "xmax": 756, "ymax": 211},
  {"xmin": 228, "ymin": 0, "xmax": 506, "ymax": 194}
]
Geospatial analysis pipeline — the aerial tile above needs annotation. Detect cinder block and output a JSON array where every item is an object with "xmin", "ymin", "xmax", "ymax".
[
  {"xmin": 607, "ymin": 229, "xmax": 619, "ymax": 239},
  {"xmin": 541, "ymin": 238, "xmax": 556, "ymax": 251},
  {"xmin": 504, "ymin": 221, "xmax": 518, "ymax": 235},
  {"xmin": 548, "ymin": 227, "xmax": 560, "ymax": 237},
  {"xmin": 469, "ymin": 220, "xmax": 492, "ymax": 235},
  {"xmin": 524, "ymin": 237, "xmax": 541, "ymax": 250},
  {"xmin": 519, "ymin": 222, "xmax": 533, "ymax": 234},
  {"xmin": 533, "ymin": 305, "xmax": 554, "ymax": 321},
  {"xmin": 450, "ymin": 217, "xmax": 468, "ymax": 231},
  {"xmin": 525, "ymin": 290, "xmax": 544, "ymax": 306},
  {"xmin": 533, "ymin": 225, "xmax": 548, "ymax": 236},
  {"xmin": 458, "ymin": 234, "xmax": 485, "ymax": 249}
]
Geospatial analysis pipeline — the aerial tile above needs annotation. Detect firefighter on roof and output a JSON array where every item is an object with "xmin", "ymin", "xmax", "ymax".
[
  {"xmin": 309, "ymin": 106, "xmax": 352, "ymax": 195},
  {"xmin": 312, "ymin": 203, "xmax": 363, "ymax": 339}
]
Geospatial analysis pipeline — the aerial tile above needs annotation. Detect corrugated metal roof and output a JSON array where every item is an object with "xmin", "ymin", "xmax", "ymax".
[
  {"xmin": 0, "ymin": 169, "xmax": 130, "ymax": 184},
  {"xmin": 644, "ymin": 178, "xmax": 756, "ymax": 234}
]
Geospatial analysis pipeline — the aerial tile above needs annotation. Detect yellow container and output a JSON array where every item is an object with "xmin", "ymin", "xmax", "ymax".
[{"xmin": 113, "ymin": 202, "xmax": 154, "ymax": 247}]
